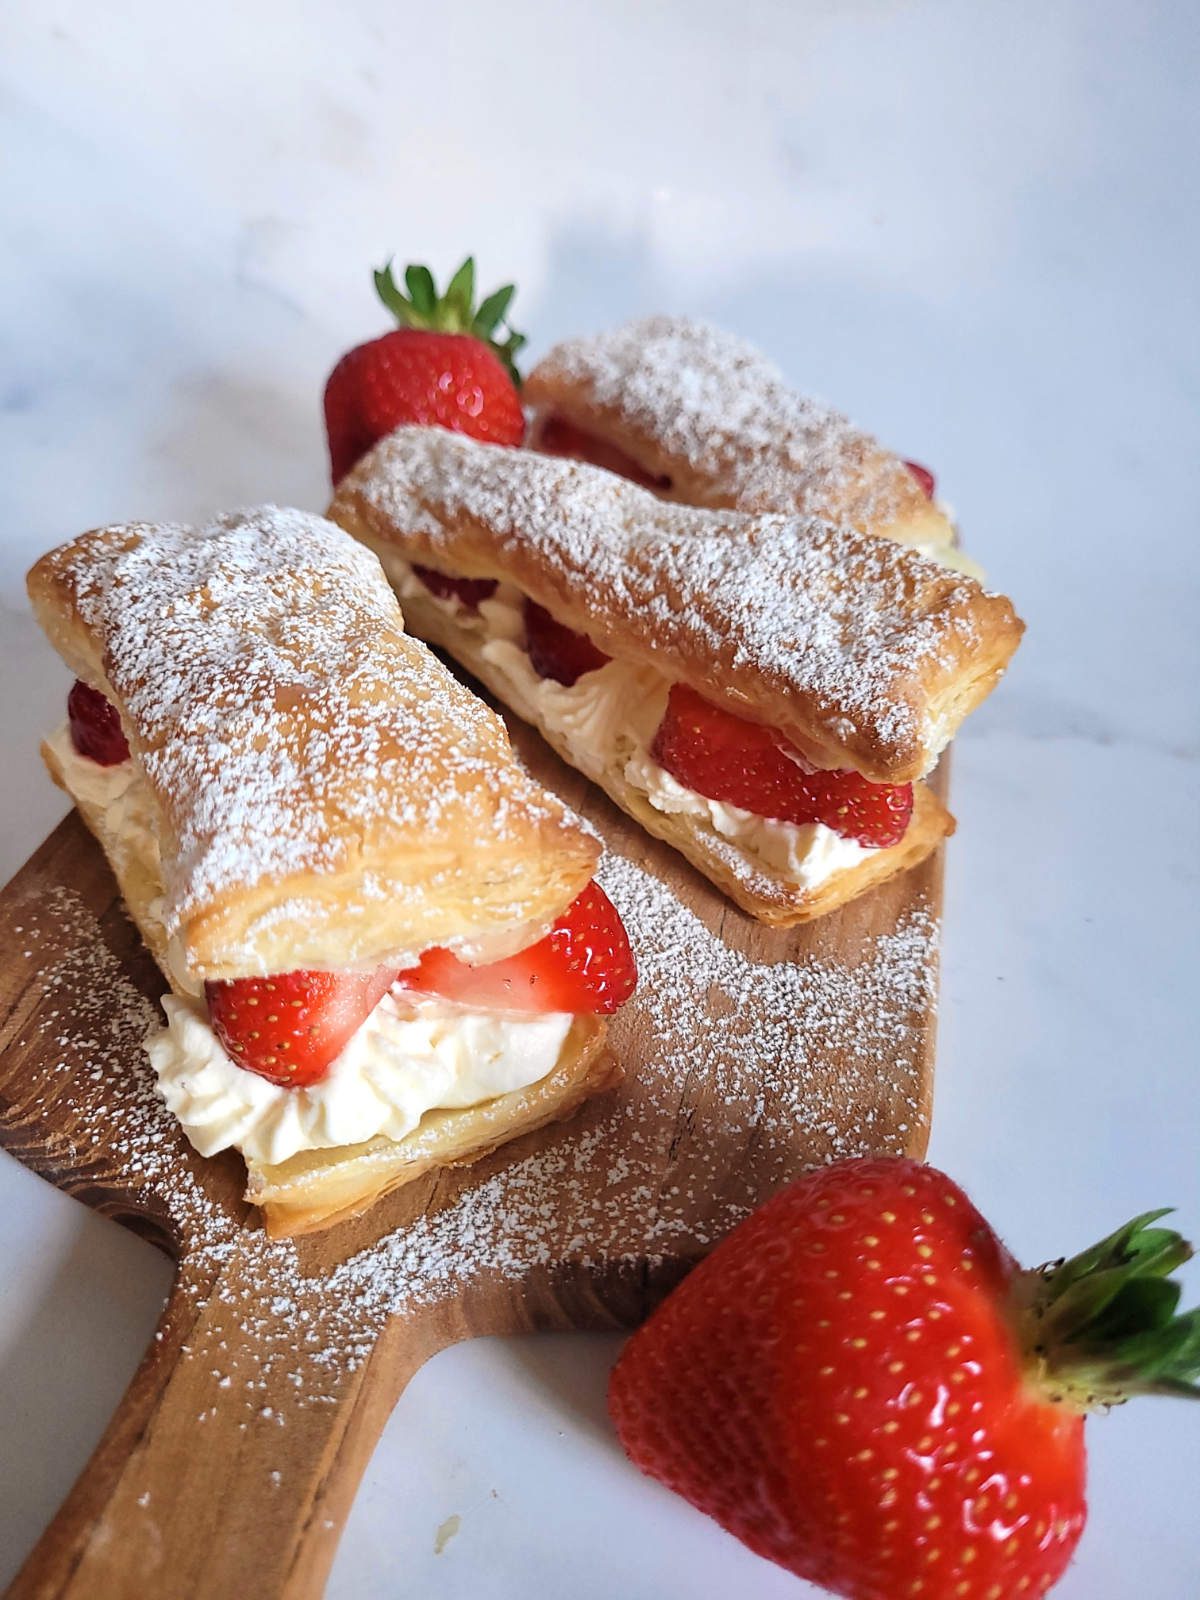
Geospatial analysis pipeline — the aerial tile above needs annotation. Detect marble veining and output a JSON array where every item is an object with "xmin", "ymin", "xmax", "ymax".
[{"xmin": 0, "ymin": 4, "xmax": 1197, "ymax": 1597}]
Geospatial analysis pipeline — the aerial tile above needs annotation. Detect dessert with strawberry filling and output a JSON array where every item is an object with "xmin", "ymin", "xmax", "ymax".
[
  {"xmin": 331, "ymin": 428, "xmax": 1023, "ymax": 925},
  {"xmin": 533, "ymin": 413, "xmax": 673, "ymax": 493},
  {"xmin": 525, "ymin": 315, "xmax": 957, "ymax": 552},
  {"xmin": 29, "ymin": 508, "xmax": 634, "ymax": 1236}
]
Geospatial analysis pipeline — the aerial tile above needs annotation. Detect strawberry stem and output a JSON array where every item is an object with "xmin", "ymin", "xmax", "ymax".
[
  {"xmin": 1019, "ymin": 1209, "xmax": 1200, "ymax": 1408},
  {"xmin": 373, "ymin": 255, "xmax": 527, "ymax": 383}
]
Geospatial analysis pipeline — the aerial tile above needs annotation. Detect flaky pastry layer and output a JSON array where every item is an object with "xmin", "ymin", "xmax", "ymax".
[
  {"xmin": 28, "ymin": 508, "xmax": 598, "ymax": 983},
  {"xmin": 42, "ymin": 735, "xmax": 174, "ymax": 975},
  {"xmin": 247, "ymin": 1020, "xmax": 615, "ymax": 1237},
  {"xmin": 45, "ymin": 738, "xmax": 615, "ymax": 1237},
  {"xmin": 353, "ymin": 582, "xmax": 954, "ymax": 926},
  {"xmin": 525, "ymin": 315, "xmax": 953, "ymax": 546},
  {"xmin": 330, "ymin": 429, "xmax": 1023, "ymax": 784}
]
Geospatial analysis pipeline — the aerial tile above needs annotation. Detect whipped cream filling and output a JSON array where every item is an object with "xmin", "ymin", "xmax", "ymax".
[
  {"xmin": 147, "ymin": 990, "xmax": 573, "ymax": 1166},
  {"xmin": 915, "ymin": 535, "xmax": 985, "ymax": 581},
  {"xmin": 387, "ymin": 558, "xmax": 879, "ymax": 890},
  {"xmin": 44, "ymin": 722, "xmax": 194, "ymax": 980},
  {"xmin": 49, "ymin": 720, "xmax": 575, "ymax": 1164},
  {"xmin": 45, "ymin": 722, "xmax": 158, "ymax": 856},
  {"xmin": 622, "ymin": 750, "xmax": 872, "ymax": 884}
]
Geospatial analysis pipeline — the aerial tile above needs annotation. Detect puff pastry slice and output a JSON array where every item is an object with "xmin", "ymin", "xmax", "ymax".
[
  {"xmin": 330, "ymin": 429, "xmax": 1022, "ymax": 923},
  {"xmin": 525, "ymin": 315, "xmax": 953, "ymax": 547},
  {"xmin": 29, "ymin": 508, "xmax": 625, "ymax": 1234}
]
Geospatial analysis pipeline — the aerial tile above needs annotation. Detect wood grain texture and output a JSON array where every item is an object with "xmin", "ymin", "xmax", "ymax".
[{"xmin": 0, "ymin": 720, "xmax": 945, "ymax": 1599}]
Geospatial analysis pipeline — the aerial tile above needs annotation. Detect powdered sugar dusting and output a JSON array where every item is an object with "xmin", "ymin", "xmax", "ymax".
[
  {"xmin": 529, "ymin": 315, "xmax": 922, "ymax": 527},
  {"xmin": 9, "ymin": 886, "xmax": 229, "ymax": 1249},
  {"xmin": 324, "ymin": 854, "xmax": 937, "ymax": 1320},
  {"xmin": 41, "ymin": 508, "xmax": 577, "ymax": 947},
  {"xmin": 7, "ymin": 852, "xmax": 936, "ymax": 1417},
  {"xmin": 344, "ymin": 429, "xmax": 998, "ymax": 770}
]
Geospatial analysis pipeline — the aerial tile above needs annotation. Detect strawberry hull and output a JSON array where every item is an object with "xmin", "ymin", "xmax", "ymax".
[{"xmin": 324, "ymin": 256, "xmax": 528, "ymax": 484}]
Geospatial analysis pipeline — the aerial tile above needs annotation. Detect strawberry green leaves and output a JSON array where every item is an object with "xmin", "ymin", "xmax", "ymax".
[
  {"xmin": 1021, "ymin": 1208, "xmax": 1200, "ymax": 1406},
  {"xmin": 373, "ymin": 255, "xmax": 527, "ymax": 382}
]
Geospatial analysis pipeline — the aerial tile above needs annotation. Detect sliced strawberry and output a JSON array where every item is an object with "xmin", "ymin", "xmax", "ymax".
[
  {"xmin": 523, "ymin": 598, "xmax": 611, "ymax": 686},
  {"xmin": 536, "ymin": 414, "xmax": 672, "ymax": 491},
  {"xmin": 650, "ymin": 683, "xmax": 913, "ymax": 848},
  {"xmin": 67, "ymin": 679, "xmax": 130, "ymax": 766},
  {"xmin": 904, "ymin": 458, "xmax": 936, "ymax": 499},
  {"xmin": 398, "ymin": 880, "xmax": 636, "ymax": 1015},
  {"xmin": 205, "ymin": 965, "xmax": 396, "ymax": 1087},
  {"xmin": 411, "ymin": 563, "xmax": 498, "ymax": 611}
]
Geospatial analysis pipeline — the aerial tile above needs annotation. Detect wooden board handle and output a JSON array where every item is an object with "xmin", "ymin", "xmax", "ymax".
[{"xmin": 6, "ymin": 1238, "xmax": 448, "ymax": 1600}]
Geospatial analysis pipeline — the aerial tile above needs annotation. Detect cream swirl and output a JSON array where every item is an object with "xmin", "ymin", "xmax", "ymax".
[{"xmin": 146, "ymin": 990, "xmax": 573, "ymax": 1166}]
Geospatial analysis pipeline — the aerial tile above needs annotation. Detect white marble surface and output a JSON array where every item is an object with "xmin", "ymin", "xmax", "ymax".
[{"xmin": 2, "ymin": 1, "xmax": 1198, "ymax": 1594}]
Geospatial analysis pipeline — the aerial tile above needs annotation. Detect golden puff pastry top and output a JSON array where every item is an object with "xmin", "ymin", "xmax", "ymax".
[
  {"xmin": 524, "ymin": 314, "xmax": 952, "ymax": 546},
  {"xmin": 331, "ymin": 429, "xmax": 1023, "ymax": 785},
  {"xmin": 28, "ymin": 508, "xmax": 598, "ymax": 982}
]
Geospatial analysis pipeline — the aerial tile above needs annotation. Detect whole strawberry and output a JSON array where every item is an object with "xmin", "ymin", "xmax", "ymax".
[
  {"xmin": 609, "ymin": 1157, "xmax": 1200, "ymax": 1600},
  {"xmin": 324, "ymin": 256, "xmax": 526, "ymax": 484}
]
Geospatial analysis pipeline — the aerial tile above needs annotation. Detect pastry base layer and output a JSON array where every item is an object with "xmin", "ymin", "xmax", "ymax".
[
  {"xmin": 248, "ymin": 1015, "xmax": 614, "ymax": 1237},
  {"xmin": 369, "ymin": 578, "xmax": 956, "ymax": 927},
  {"xmin": 43, "ymin": 738, "xmax": 616, "ymax": 1236}
]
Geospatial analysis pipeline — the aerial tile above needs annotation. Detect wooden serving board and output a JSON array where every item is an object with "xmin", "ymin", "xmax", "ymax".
[{"xmin": 0, "ymin": 720, "xmax": 944, "ymax": 1600}]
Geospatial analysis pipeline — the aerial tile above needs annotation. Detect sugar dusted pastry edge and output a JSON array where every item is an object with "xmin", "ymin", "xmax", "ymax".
[
  {"xmin": 525, "ymin": 401, "xmax": 954, "ymax": 551},
  {"xmin": 523, "ymin": 315, "xmax": 955, "ymax": 546},
  {"xmin": 43, "ymin": 736, "xmax": 616, "ymax": 1239}
]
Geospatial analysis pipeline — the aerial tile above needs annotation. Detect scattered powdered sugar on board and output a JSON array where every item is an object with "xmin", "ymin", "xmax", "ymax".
[
  {"xmin": 7, "ymin": 856, "xmax": 935, "ymax": 1414},
  {"xmin": 527, "ymin": 314, "xmax": 924, "ymax": 528},
  {"xmin": 323, "ymin": 855, "xmax": 936, "ymax": 1322},
  {"xmin": 10, "ymin": 886, "xmax": 238, "ymax": 1249}
]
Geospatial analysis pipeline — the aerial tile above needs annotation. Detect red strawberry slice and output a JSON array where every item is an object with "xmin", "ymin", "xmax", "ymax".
[
  {"xmin": 904, "ymin": 458, "xmax": 936, "ymax": 499},
  {"xmin": 610, "ymin": 1157, "xmax": 1200, "ymax": 1600},
  {"xmin": 398, "ymin": 880, "xmax": 636, "ymax": 1015},
  {"xmin": 535, "ymin": 414, "xmax": 672, "ymax": 491},
  {"xmin": 67, "ymin": 679, "xmax": 130, "ymax": 766},
  {"xmin": 324, "ymin": 256, "xmax": 526, "ymax": 485},
  {"xmin": 411, "ymin": 563, "xmax": 498, "ymax": 611},
  {"xmin": 650, "ymin": 683, "xmax": 912, "ymax": 848},
  {"xmin": 205, "ymin": 965, "xmax": 396, "ymax": 1087},
  {"xmin": 523, "ymin": 598, "xmax": 611, "ymax": 686}
]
